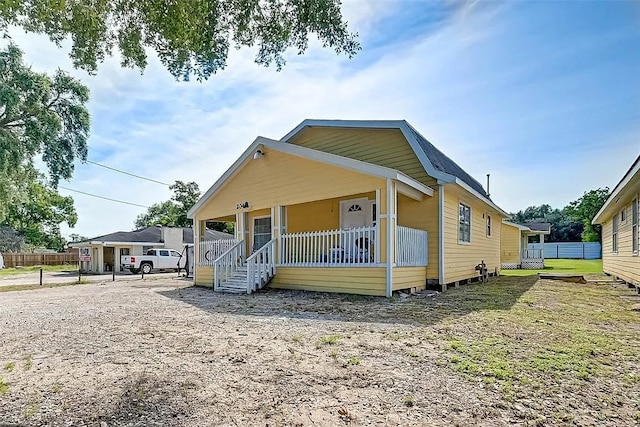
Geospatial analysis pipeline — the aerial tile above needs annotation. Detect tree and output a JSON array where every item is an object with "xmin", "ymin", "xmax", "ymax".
[
  {"xmin": 2, "ymin": 177, "xmax": 78, "ymax": 251},
  {"xmin": 510, "ymin": 204, "xmax": 583, "ymax": 243},
  {"xmin": 135, "ymin": 180, "xmax": 200, "ymax": 228},
  {"xmin": 68, "ymin": 233, "xmax": 88, "ymax": 243},
  {"xmin": 0, "ymin": 225, "xmax": 24, "ymax": 252},
  {"xmin": 565, "ymin": 187, "xmax": 610, "ymax": 242},
  {"xmin": 0, "ymin": 0, "xmax": 360, "ymax": 81},
  {"xmin": 0, "ymin": 44, "xmax": 90, "ymax": 191}
]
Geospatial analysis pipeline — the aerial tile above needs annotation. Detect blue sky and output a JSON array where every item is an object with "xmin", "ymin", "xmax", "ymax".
[{"xmin": 6, "ymin": 0, "xmax": 640, "ymax": 238}]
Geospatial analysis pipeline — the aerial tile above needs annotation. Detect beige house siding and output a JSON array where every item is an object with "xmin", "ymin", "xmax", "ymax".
[
  {"xmin": 602, "ymin": 200, "xmax": 640, "ymax": 286},
  {"xmin": 443, "ymin": 184, "xmax": 504, "ymax": 284},
  {"xmin": 289, "ymin": 127, "xmax": 438, "ymax": 187}
]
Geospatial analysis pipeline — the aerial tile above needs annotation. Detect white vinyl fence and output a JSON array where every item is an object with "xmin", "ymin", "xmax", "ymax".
[{"xmin": 396, "ymin": 226, "xmax": 428, "ymax": 266}]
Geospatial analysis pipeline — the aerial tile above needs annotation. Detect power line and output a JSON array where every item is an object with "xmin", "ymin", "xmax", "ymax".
[
  {"xmin": 84, "ymin": 160, "xmax": 171, "ymax": 186},
  {"xmin": 58, "ymin": 186, "xmax": 150, "ymax": 208}
]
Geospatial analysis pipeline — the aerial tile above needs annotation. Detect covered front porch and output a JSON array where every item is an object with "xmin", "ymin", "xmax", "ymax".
[{"xmin": 195, "ymin": 188, "xmax": 431, "ymax": 296}]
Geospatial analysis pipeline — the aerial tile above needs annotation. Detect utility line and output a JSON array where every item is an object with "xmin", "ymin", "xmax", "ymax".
[
  {"xmin": 84, "ymin": 160, "xmax": 171, "ymax": 186},
  {"xmin": 58, "ymin": 186, "xmax": 150, "ymax": 208}
]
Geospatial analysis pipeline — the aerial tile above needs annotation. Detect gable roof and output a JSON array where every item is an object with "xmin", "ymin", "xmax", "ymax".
[
  {"xmin": 592, "ymin": 154, "xmax": 640, "ymax": 224},
  {"xmin": 281, "ymin": 119, "xmax": 507, "ymax": 216},
  {"xmin": 188, "ymin": 136, "xmax": 435, "ymax": 218},
  {"xmin": 70, "ymin": 226, "xmax": 233, "ymax": 246}
]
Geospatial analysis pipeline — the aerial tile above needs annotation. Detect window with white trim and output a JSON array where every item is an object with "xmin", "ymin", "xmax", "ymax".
[
  {"xmin": 612, "ymin": 216, "xmax": 619, "ymax": 253},
  {"xmin": 621, "ymin": 208, "xmax": 626, "ymax": 223},
  {"xmin": 459, "ymin": 203, "xmax": 471, "ymax": 243},
  {"xmin": 632, "ymin": 198, "xmax": 638, "ymax": 254},
  {"xmin": 253, "ymin": 217, "xmax": 272, "ymax": 251},
  {"xmin": 486, "ymin": 215, "xmax": 492, "ymax": 237}
]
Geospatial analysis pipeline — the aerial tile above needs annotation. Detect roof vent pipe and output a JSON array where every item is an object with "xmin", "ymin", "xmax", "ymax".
[{"xmin": 486, "ymin": 174, "xmax": 490, "ymax": 198}]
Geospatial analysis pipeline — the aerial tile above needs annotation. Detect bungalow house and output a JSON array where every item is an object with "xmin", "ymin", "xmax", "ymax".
[
  {"xmin": 69, "ymin": 226, "xmax": 232, "ymax": 273},
  {"xmin": 592, "ymin": 155, "xmax": 640, "ymax": 288},
  {"xmin": 188, "ymin": 120, "xmax": 509, "ymax": 296},
  {"xmin": 501, "ymin": 221, "xmax": 551, "ymax": 269}
]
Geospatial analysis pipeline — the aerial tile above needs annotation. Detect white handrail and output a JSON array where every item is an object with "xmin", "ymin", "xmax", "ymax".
[
  {"xmin": 213, "ymin": 240, "xmax": 244, "ymax": 291},
  {"xmin": 246, "ymin": 238, "xmax": 276, "ymax": 293},
  {"xmin": 198, "ymin": 239, "xmax": 239, "ymax": 266},
  {"xmin": 521, "ymin": 248, "xmax": 543, "ymax": 259},
  {"xmin": 280, "ymin": 226, "xmax": 376, "ymax": 267},
  {"xmin": 396, "ymin": 226, "xmax": 428, "ymax": 267}
]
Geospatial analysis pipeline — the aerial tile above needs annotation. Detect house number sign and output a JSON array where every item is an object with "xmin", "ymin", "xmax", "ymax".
[{"xmin": 236, "ymin": 201, "xmax": 249, "ymax": 209}]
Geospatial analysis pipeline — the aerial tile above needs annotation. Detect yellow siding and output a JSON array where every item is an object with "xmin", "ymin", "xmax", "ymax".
[
  {"xmin": 397, "ymin": 192, "xmax": 439, "ymax": 280},
  {"xmin": 270, "ymin": 267, "xmax": 387, "ymax": 296},
  {"xmin": 443, "ymin": 184, "xmax": 505, "ymax": 284},
  {"xmin": 287, "ymin": 192, "xmax": 375, "ymax": 233},
  {"xmin": 194, "ymin": 149, "xmax": 386, "ymax": 221},
  {"xmin": 289, "ymin": 127, "xmax": 437, "ymax": 187},
  {"xmin": 195, "ymin": 265, "xmax": 214, "ymax": 287},
  {"xmin": 602, "ymin": 199, "xmax": 640, "ymax": 286},
  {"xmin": 501, "ymin": 223, "xmax": 521, "ymax": 264},
  {"xmin": 392, "ymin": 267, "xmax": 427, "ymax": 291}
]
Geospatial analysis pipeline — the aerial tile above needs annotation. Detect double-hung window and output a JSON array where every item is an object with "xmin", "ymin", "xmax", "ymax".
[
  {"xmin": 486, "ymin": 215, "xmax": 492, "ymax": 237},
  {"xmin": 459, "ymin": 203, "xmax": 471, "ymax": 243}
]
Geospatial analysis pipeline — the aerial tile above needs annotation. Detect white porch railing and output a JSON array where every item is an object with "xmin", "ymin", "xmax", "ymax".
[
  {"xmin": 280, "ymin": 226, "xmax": 376, "ymax": 266},
  {"xmin": 198, "ymin": 239, "xmax": 240, "ymax": 266},
  {"xmin": 213, "ymin": 240, "xmax": 244, "ymax": 291},
  {"xmin": 522, "ymin": 248, "xmax": 543, "ymax": 259},
  {"xmin": 246, "ymin": 238, "xmax": 276, "ymax": 293},
  {"xmin": 396, "ymin": 226, "xmax": 428, "ymax": 267}
]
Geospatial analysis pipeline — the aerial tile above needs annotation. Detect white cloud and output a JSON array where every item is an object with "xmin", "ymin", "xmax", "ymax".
[{"xmin": 4, "ymin": 2, "xmax": 638, "ymax": 238}]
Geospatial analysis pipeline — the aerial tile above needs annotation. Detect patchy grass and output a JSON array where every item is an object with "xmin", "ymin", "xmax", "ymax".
[
  {"xmin": 0, "ymin": 264, "xmax": 78, "ymax": 276},
  {"xmin": 319, "ymin": 335, "xmax": 340, "ymax": 345},
  {"xmin": 501, "ymin": 259, "xmax": 602, "ymax": 276},
  {"xmin": 0, "ymin": 280, "xmax": 91, "ymax": 293},
  {"xmin": 438, "ymin": 274, "xmax": 639, "ymax": 417},
  {"xmin": 3, "ymin": 362, "xmax": 15, "ymax": 372},
  {"xmin": 0, "ymin": 377, "xmax": 9, "ymax": 395}
]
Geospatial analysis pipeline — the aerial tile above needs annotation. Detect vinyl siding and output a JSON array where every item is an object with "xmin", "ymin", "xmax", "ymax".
[
  {"xmin": 602, "ymin": 199, "xmax": 640, "ymax": 286},
  {"xmin": 397, "ymin": 192, "xmax": 439, "ymax": 280},
  {"xmin": 392, "ymin": 267, "xmax": 427, "ymax": 291},
  {"xmin": 195, "ymin": 265, "xmax": 214, "ymax": 287},
  {"xmin": 287, "ymin": 192, "xmax": 375, "ymax": 233},
  {"xmin": 194, "ymin": 149, "xmax": 386, "ymax": 221},
  {"xmin": 289, "ymin": 127, "xmax": 437, "ymax": 187},
  {"xmin": 501, "ymin": 223, "xmax": 521, "ymax": 264},
  {"xmin": 270, "ymin": 267, "xmax": 387, "ymax": 296},
  {"xmin": 443, "ymin": 184, "xmax": 504, "ymax": 284}
]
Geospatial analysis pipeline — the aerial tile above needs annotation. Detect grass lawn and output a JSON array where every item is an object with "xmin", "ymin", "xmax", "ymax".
[
  {"xmin": 501, "ymin": 258, "xmax": 603, "ymax": 276},
  {"xmin": 0, "ymin": 264, "xmax": 78, "ymax": 276}
]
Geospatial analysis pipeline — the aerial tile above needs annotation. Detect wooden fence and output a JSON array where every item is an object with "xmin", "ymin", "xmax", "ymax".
[{"xmin": 1, "ymin": 252, "xmax": 79, "ymax": 268}]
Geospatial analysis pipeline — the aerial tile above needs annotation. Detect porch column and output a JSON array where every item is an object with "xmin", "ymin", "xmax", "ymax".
[
  {"xmin": 540, "ymin": 233, "xmax": 545, "ymax": 260},
  {"xmin": 380, "ymin": 179, "xmax": 397, "ymax": 297},
  {"xmin": 273, "ymin": 205, "xmax": 284, "ymax": 264}
]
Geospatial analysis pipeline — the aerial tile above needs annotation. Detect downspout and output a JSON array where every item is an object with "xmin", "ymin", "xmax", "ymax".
[
  {"xmin": 386, "ymin": 178, "xmax": 393, "ymax": 297},
  {"xmin": 438, "ymin": 184, "xmax": 445, "ymax": 286}
]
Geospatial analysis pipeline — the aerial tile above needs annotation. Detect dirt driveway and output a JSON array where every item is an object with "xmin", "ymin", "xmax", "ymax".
[
  {"xmin": 0, "ymin": 270, "xmax": 181, "ymax": 287},
  {"xmin": 0, "ymin": 276, "xmax": 638, "ymax": 426}
]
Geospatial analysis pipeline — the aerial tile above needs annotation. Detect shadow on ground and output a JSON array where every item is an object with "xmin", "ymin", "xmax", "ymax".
[{"xmin": 158, "ymin": 275, "xmax": 539, "ymax": 326}]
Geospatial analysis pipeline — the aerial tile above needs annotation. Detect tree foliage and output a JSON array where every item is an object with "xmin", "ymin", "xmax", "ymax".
[
  {"xmin": 511, "ymin": 187, "xmax": 611, "ymax": 243},
  {"xmin": 0, "ymin": 225, "xmax": 25, "ymax": 252},
  {"xmin": 0, "ymin": 0, "xmax": 360, "ymax": 81},
  {"xmin": 135, "ymin": 180, "xmax": 201, "ymax": 228},
  {"xmin": 1, "ymin": 174, "xmax": 78, "ymax": 251},
  {"xmin": 0, "ymin": 43, "xmax": 90, "ymax": 188},
  {"xmin": 565, "ymin": 187, "xmax": 610, "ymax": 242}
]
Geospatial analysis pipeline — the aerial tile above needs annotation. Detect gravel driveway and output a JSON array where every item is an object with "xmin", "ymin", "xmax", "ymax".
[{"xmin": 0, "ymin": 278, "xmax": 505, "ymax": 426}]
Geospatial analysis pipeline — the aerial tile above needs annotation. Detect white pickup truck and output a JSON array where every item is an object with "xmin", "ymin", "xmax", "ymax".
[{"xmin": 121, "ymin": 248, "xmax": 186, "ymax": 274}]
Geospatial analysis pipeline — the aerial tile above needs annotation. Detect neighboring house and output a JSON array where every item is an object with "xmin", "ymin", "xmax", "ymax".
[
  {"xmin": 592, "ymin": 155, "xmax": 640, "ymax": 288},
  {"xmin": 69, "ymin": 226, "xmax": 232, "ymax": 273},
  {"xmin": 501, "ymin": 221, "xmax": 551, "ymax": 269},
  {"xmin": 188, "ymin": 119, "xmax": 509, "ymax": 296}
]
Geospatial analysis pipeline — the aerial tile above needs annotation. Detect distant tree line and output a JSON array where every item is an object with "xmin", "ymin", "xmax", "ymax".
[{"xmin": 511, "ymin": 188, "xmax": 610, "ymax": 243}]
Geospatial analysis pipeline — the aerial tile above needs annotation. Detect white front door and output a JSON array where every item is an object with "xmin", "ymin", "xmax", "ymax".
[
  {"xmin": 252, "ymin": 216, "xmax": 272, "ymax": 252},
  {"xmin": 340, "ymin": 199, "xmax": 371, "ymax": 229}
]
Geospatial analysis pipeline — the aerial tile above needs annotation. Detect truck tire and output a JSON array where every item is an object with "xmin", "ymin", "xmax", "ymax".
[
  {"xmin": 129, "ymin": 268, "xmax": 139, "ymax": 274},
  {"xmin": 141, "ymin": 263, "xmax": 153, "ymax": 274}
]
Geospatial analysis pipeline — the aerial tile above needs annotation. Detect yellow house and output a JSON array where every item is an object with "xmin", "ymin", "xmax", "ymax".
[
  {"xmin": 592, "ymin": 155, "xmax": 640, "ymax": 288},
  {"xmin": 188, "ymin": 120, "xmax": 509, "ymax": 296},
  {"xmin": 501, "ymin": 221, "xmax": 550, "ymax": 270}
]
